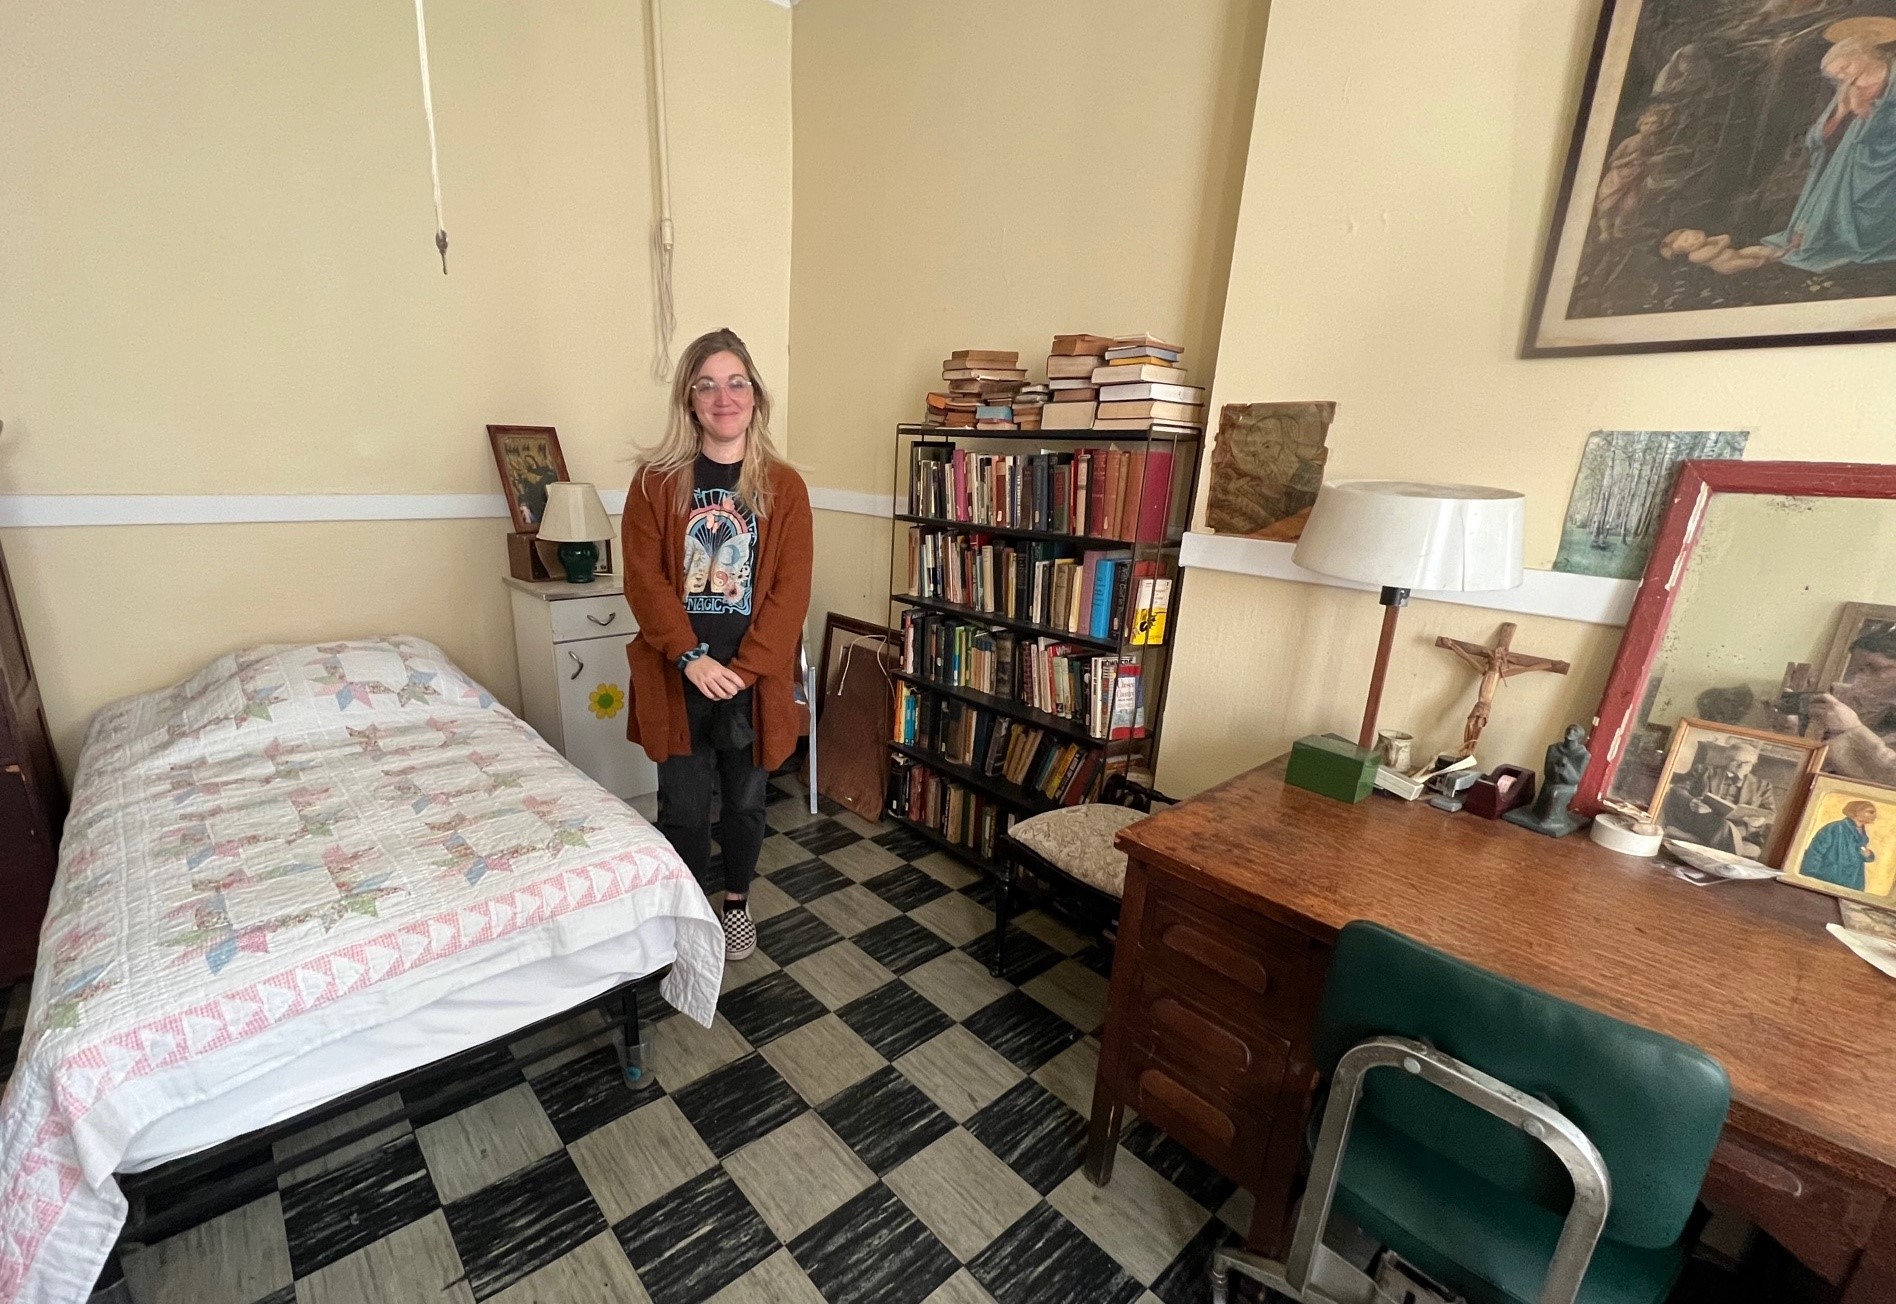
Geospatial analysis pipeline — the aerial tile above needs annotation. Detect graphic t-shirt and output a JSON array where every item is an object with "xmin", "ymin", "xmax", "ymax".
[{"xmin": 683, "ymin": 454, "xmax": 757, "ymax": 664}]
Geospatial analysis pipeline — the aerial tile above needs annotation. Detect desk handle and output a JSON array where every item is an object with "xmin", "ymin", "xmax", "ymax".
[{"xmin": 1719, "ymin": 1142, "xmax": 1805, "ymax": 1198}]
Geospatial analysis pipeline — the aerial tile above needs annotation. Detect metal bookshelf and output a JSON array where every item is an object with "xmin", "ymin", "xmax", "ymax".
[{"xmin": 884, "ymin": 420, "xmax": 1202, "ymax": 852}]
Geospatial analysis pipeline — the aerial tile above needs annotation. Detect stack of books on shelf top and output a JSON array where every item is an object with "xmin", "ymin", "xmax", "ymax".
[
  {"xmin": 924, "ymin": 349, "xmax": 1026, "ymax": 429},
  {"xmin": 1042, "ymin": 333, "xmax": 1112, "ymax": 431},
  {"xmin": 1092, "ymin": 333, "xmax": 1205, "ymax": 434}
]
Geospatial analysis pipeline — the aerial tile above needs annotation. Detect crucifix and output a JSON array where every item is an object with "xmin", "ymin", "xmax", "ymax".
[{"xmin": 1436, "ymin": 623, "xmax": 1571, "ymax": 758}]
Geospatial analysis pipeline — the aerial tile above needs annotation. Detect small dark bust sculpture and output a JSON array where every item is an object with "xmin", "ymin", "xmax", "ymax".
[{"xmin": 1505, "ymin": 724, "xmax": 1592, "ymax": 838}]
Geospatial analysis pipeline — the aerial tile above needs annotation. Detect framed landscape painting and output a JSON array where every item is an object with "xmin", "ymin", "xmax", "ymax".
[{"xmin": 1528, "ymin": 0, "xmax": 1896, "ymax": 356}]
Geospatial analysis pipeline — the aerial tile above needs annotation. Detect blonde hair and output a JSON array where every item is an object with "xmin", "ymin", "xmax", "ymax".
[{"xmin": 635, "ymin": 328, "xmax": 785, "ymax": 518}]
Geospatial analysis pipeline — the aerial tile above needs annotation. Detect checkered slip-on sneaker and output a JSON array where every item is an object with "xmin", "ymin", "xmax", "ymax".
[{"xmin": 721, "ymin": 902, "xmax": 756, "ymax": 961}]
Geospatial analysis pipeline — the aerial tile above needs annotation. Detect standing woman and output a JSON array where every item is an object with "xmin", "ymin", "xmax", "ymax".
[{"xmin": 621, "ymin": 328, "xmax": 812, "ymax": 960}]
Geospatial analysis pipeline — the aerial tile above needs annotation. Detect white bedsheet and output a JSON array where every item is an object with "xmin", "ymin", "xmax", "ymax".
[{"xmin": 0, "ymin": 637, "xmax": 722, "ymax": 1304}]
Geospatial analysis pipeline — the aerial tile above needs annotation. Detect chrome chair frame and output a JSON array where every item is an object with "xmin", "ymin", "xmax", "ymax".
[
  {"xmin": 1211, "ymin": 1035, "xmax": 1613, "ymax": 1304},
  {"xmin": 796, "ymin": 639, "xmax": 817, "ymax": 815}
]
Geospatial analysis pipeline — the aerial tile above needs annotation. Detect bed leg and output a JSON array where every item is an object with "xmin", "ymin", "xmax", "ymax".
[{"xmin": 615, "ymin": 986, "xmax": 647, "ymax": 1087}]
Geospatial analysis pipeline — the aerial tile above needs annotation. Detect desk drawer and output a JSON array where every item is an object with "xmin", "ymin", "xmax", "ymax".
[
  {"xmin": 551, "ymin": 595, "xmax": 633, "ymax": 644},
  {"xmin": 1131, "ymin": 968, "xmax": 1291, "ymax": 1109},
  {"xmin": 1127, "ymin": 1055, "xmax": 1279, "ymax": 1191},
  {"xmin": 1137, "ymin": 879, "xmax": 1314, "ymax": 1038},
  {"xmin": 1704, "ymin": 1133, "xmax": 1885, "ymax": 1285}
]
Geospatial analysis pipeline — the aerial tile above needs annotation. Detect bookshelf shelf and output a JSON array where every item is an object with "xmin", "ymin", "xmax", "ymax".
[
  {"xmin": 897, "ymin": 422, "xmax": 1201, "ymax": 444},
  {"xmin": 888, "ymin": 742, "xmax": 1061, "ymax": 816},
  {"xmin": 883, "ymin": 811, "xmax": 1009, "ymax": 879},
  {"xmin": 894, "ymin": 512, "xmax": 1182, "ymax": 551},
  {"xmin": 890, "ymin": 670, "xmax": 1102, "ymax": 746},
  {"xmin": 892, "ymin": 594, "xmax": 1120, "ymax": 653}
]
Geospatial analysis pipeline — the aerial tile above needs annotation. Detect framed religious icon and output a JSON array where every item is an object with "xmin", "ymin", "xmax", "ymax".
[
  {"xmin": 1650, "ymin": 718, "xmax": 1826, "ymax": 867},
  {"xmin": 1781, "ymin": 773, "xmax": 1896, "ymax": 905},
  {"xmin": 487, "ymin": 425, "xmax": 570, "ymax": 533},
  {"xmin": 1527, "ymin": 1, "xmax": 1896, "ymax": 356}
]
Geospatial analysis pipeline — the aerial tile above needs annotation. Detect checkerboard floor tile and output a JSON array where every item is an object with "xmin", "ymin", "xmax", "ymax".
[{"xmin": 7, "ymin": 781, "xmax": 1744, "ymax": 1304}]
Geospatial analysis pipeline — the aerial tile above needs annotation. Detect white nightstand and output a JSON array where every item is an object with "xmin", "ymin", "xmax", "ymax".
[{"xmin": 505, "ymin": 573, "xmax": 658, "ymax": 800}]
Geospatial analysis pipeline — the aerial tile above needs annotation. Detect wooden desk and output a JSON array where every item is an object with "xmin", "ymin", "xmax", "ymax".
[{"xmin": 1088, "ymin": 760, "xmax": 1896, "ymax": 1301}]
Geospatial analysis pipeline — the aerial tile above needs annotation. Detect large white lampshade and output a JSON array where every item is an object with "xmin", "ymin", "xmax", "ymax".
[
  {"xmin": 537, "ymin": 482, "xmax": 613, "ymax": 542},
  {"xmin": 1292, "ymin": 481, "xmax": 1525, "ymax": 593}
]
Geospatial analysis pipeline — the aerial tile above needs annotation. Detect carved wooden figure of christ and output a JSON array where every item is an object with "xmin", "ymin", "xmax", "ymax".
[{"xmin": 1436, "ymin": 623, "xmax": 1571, "ymax": 757}]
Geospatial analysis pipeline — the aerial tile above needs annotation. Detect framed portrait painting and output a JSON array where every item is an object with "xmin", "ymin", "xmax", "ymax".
[
  {"xmin": 1528, "ymin": 0, "xmax": 1896, "ymax": 356},
  {"xmin": 1651, "ymin": 718, "xmax": 1826, "ymax": 866},
  {"xmin": 487, "ymin": 425, "xmax": 569, "ymax": 533},
  {"xmin": 1781, "ymin": 774, "xmax": 1896, "ymax": 905}
]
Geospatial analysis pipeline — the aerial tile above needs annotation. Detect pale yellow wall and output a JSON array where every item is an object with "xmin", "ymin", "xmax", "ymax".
[
  {"xmin": 788, "ymin": 0, "xmax": 1270, "ymax": 628},
  {"xmin": 0, "ymin": 0, "xmax": 791, "ymax": 770},
  {"xmin": 1157, "ymin": 0, "xmax": 1896, "ymax": 795}
]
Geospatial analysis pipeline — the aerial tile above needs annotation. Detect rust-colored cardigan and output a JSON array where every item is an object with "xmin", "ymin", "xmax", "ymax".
[{"xmin": 620, "ymin": 459, "xmax": 813, "ymax": 771}]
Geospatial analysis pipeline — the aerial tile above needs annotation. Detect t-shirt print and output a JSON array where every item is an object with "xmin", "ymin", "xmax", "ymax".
[{"xmin": 683, "ymin": 486, "xmax": 756, "ymax": 616}]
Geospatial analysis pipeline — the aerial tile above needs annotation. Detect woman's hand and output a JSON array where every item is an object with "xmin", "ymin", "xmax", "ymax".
[
  {"xmin": 1812, "ymin": 692, "xmax": 1865, "ymax": 735},
  {"xmin": 685, "ymin": 655, "xmax": 747, "ymax": 701}
]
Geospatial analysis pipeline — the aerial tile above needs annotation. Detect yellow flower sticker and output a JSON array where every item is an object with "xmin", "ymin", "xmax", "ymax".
[{"xmin": 588, "ymin": 683, "xmax": 626, "ymax": 720}]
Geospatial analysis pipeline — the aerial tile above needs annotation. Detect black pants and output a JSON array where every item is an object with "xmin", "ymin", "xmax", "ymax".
[{"xmin": 656, "ymin": 685, "xmax": 768, "ymax": 900}]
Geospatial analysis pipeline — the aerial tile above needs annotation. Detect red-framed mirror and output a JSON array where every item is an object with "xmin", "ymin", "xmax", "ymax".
[{"xmin": 1578, "ymin": 460, "xmax": 1896, "ymax": 821}]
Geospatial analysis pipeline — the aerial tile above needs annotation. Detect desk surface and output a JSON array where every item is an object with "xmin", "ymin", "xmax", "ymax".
[{"xmin": 1118, "ymin": 760, "xmax": 1896, "ymax": 1187}]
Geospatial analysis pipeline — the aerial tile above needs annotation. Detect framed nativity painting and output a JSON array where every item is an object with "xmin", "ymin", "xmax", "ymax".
[{"xmin": 1528, "ymin": 0, "xmax": 1896, "ymax": 356}]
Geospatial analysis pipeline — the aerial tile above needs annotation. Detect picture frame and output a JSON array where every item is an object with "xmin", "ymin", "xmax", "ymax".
[
  {"xmin": 487, "ymin": 425, "xmax": 570, "ymax": 534},
  {"xmin": 1650, "ymin": 717, "xmax": 1827, "ymax": 867},
  {"xmin": 1781, "ymin": 773, "xmax": 1896, "ymax": 907},
  {"xmin": 1527, "ymin": 0, "xmax": 1896, "ymax": 357}
]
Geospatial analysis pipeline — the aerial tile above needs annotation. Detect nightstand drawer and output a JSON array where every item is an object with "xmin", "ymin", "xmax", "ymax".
[{"xmin": 551, "ymin": 594, "xmax": 632, "ymax": 643}]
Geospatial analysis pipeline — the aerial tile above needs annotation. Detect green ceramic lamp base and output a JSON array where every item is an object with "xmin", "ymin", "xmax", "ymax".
[{"xmin": 557, "ymin": 541, "xmax": 600, "ymax": 584}]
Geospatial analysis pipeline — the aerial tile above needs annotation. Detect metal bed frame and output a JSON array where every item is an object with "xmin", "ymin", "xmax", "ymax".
[{"xmin": 114, "ymin": 980, "xmax": 644, "ymax": 1252}]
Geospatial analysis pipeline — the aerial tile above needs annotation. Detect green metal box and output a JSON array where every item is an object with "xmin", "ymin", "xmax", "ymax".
[{"xmin": 1285, "ymin": 732, "xmax": 1379, "ymax": 804}]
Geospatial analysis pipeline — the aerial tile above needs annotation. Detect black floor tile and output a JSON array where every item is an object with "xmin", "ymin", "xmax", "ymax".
[
  {"xmin": 755, "ymin": 907, "xmax": 845, "ymax": 967},
  {"xmin": 851, "ymin": 916, "xmax": 951, "ymax": 975},
  {"xmin": 864, "ymin": 864, "xmax": 950, "ymax": 913},
  {"xmin": 280, "ymin": 1134, "xmax": 439, "ymax": 1278},
  {"xmin": 1149, "ymin": 1216, "xmax": 1246, "ymax": 1304},
  {"xmin": 872, "ymin": 826, "xmax": 937, "ymax": 860},
  {"xmin": 129, "ymin": 1138, "xmax": 277, "ymax": 1232},
  {"xmin": 717, "ymin": 969, "xmax": 827, "ymax": 1047},
  {"xmin": 529, "ymin": 1045, "xmax": 664, "ymax": 1146},
  {"xmin": 769, "ymin": 858, "xmax": 853, "ymax": 903},
  {"xmin": 1121, "ymin": 1118, "xmax": 1236, "ymax": 1212},
  {"xmin": 788, "ymin": 1183, "xmax": 959, "ymax": 1304},
  {"xmin": 402, "ymin": 1041, "xmax": 526, "ymax": 1127},
  {"xmin": 962, "ymin": 990, "xmax": 1083, "ymax": 1072},
  {"xmin": 970, "ymin": 1202, "xmax": 1144, "ymax": 1304},
  {"xmin": 966, "ymin": 1079, "xmax": 1088, "ymax": 1196},
  {"xmin": 441, "ymin": 1150, "xmax": 606, "ymax": 1300},
  {"xmin": 631, "ymin": 967, "xmax": 675, "ymax": 1019},
  {"xmin": 615, "ymin": 1168, "xmax": 779, "ymax": 1304},
  {"xmin": 962, "ymin": 926, "xmax": 1063, "ymax": 985},
  {"xmin": 819, "ymin": 1066, "xmax": 956, "ymax": 1175},
  {"xmin": 836, "ymin": 980, "xmax": 953, "ymax": 1062},
  {"xmin": 786, "ymin": 819, "xmax": 863, "ymax": 856},
  {"xmin": 1074, "ymin": 941, "xmax": 1115, "ymax": 978},
  {"xmin": 670, "ymin": 1052, "xmax": 807, "ymax": 1158}
]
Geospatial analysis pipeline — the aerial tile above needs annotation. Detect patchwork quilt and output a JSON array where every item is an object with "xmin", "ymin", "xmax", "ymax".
[{"xmin": 0, "ymin": 638, "xmax": 721, "ymax": 1304}]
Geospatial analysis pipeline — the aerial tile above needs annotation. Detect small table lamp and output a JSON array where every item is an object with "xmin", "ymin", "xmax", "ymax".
[
  {"xmin": 537, "ymin": 482, "xmax": 614, "ymax": 583},
  {"xmin": 1286, "ymin": 480, "xmax": 1525, "ymax": 800}
]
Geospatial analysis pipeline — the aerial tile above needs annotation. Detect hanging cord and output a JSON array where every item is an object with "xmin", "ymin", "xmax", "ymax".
[
  {"xmin": 413, "ymin": 0, "xmax": 449, "ymax": 273},
  {"xmin": 646, "ymin": 0, "xmax": 677, "ymax": 378}
]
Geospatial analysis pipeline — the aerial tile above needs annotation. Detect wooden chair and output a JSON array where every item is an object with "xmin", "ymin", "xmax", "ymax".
[{"xmin": 990, "ymin": 775, "xmax": 1175, "ymax": 976}]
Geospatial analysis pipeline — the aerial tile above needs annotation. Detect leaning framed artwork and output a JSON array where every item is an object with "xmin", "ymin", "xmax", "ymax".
[
  {"xmin": 1781, "ymin": 774, "xmax": 1896, "ymax": 905},
  {"xmin": 1528, "ymin": 1, "xmax": 1896, "ymax": 356},
  {"xmin": 1650, "ymin": 718, "xmax": 1826, "ymax": 866},
  {"xmin": 487, "ymin": 425, "xmax": 570, "ymax": 533}
]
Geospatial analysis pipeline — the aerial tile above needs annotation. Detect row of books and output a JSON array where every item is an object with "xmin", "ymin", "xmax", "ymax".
[
  {"xmin": 907, "ymin": 443, "xmax": 1177, "ymax": 543},
  {"xmin": 921, "ymin": 333, "xmax": 1206, "ymax": 433},
  {"xmin": 906, "ymin": 529, "xmax": 1152, "ymax": 644},
  {"xmin": 892, "ymin": 683, "xmax": 1103, "ymax": 807},
  {"xmin": 887, "ymin": 759, "xmax": 1015, "ymax": 862},
  {"xmin": 900, "ymin": 610, "xmax": 1147, "ymax": 739}
]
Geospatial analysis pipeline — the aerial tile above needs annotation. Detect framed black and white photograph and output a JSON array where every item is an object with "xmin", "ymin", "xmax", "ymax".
[
  {"xmin": 1529, "ymin": 1, "xmax": 1896, "ymax": 356},
  {"xmin": 1652, "ymin": 718, "xmax": 1827, "ymax": 866}
]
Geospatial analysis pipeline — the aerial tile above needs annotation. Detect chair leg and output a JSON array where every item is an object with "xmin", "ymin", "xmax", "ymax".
[
  {"xmin": 990, "ymin": 862, "xmax": 1013, "ymax": 977},
  {"xmin": 805, "ymin": 663, "xmax": 819, "ymax": 816}
]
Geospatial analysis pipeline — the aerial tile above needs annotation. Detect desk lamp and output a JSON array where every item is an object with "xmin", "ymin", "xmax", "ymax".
[
  {"xmin": 1285, "ymin": 480, "xmax": 1525, "ymax": 801},
  {"xmin": 537, "ymin": 482, "xmax": 614, "ymax": 583}
]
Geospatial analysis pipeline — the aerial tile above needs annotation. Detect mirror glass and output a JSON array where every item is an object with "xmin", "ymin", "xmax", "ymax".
[{"xmin": 1608, "ymin": 493, "xmax": 1896, "ymax": 811}]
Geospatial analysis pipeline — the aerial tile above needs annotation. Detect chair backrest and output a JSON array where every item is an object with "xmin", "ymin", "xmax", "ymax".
[{"xmin": 1313, "ymin": 922, "xmax": 1730, "ymax": 1251}]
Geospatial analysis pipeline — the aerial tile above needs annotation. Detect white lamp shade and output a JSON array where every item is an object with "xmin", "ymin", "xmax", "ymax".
[
  {"xmin": 1291, "ymin": 480, "xmax": 1525, "ymax": 592},
  {"xmin": 537, "ymin": 482, "xmax": 613, "ymax": 542}
]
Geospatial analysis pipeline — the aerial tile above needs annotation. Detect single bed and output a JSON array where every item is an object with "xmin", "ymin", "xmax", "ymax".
[{"xmin": 0, "ymin": 637, "xmax": 722, "ymax": 1304}]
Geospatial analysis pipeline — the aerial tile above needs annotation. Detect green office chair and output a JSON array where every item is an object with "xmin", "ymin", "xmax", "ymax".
[{"xmin": 1212, "ymin": 922, "xmax": 1730, "ymax": 1304}]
